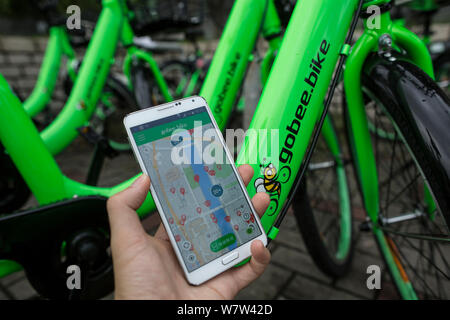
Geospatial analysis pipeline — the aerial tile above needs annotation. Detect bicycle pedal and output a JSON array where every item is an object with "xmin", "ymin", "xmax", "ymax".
[{"xmin": 77, "ymin": 126, "xmax": 119, "ymax": 159}]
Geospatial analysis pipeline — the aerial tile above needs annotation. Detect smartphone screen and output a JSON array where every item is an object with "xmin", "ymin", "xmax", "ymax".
[{"xmin": 130, "ymin": 106, "xmax": 262, "ymax": 272}]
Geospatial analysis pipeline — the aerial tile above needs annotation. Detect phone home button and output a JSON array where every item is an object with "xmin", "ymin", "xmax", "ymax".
[{"xmin": 222, "ymin": 252, "xmax": 239, "ymax": 265}]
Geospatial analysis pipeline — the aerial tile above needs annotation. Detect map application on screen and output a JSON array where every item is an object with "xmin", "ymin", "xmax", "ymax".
[{"xmin": 131, "ymin": 107, "xmax": 262, "ymax": 272}]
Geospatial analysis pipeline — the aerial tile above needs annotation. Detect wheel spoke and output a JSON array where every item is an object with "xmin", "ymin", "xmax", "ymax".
[{"xmin": 368, "ymin": 89, "xmax": 450, "ymax": 299}]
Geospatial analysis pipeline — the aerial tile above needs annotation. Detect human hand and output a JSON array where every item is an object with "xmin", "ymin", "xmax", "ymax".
[{"xmin": 107, "ymin": 164, "xmax": 271, "ymax": 300}]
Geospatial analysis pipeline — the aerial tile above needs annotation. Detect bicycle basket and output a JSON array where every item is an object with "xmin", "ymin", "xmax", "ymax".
[{"xmin": 127, "ymin": 0, "xmax": 205, "ymax": 36}]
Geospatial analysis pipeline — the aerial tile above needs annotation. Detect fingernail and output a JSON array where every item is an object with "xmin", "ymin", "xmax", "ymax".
[{"xmin": 131, "ymin": 174, "xmax": 146, "ymax": 187}]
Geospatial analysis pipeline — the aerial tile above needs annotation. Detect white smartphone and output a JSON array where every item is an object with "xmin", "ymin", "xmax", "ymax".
[{"xmin": 124, "ymin": 96, "xmax": 267, "ymax": 285}]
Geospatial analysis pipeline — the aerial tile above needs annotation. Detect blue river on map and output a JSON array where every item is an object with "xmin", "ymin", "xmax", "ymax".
[{"xmin": 181, "ymin": 130, "xmax": 237, "ymax": 251}]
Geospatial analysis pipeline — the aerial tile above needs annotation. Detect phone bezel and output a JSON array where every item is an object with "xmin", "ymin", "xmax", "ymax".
[{"xmin": 123, "ymin": 96, "xmax": 267, "ymax": 285}]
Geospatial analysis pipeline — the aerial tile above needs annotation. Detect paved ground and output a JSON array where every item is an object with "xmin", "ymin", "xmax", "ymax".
[{"xmin": 0, "ymin": 20, "xmax": 448, "ymax": 300}]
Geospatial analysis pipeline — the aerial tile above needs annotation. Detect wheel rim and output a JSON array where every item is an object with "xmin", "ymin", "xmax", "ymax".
[
  {"xmin": 161, "ymin": 63, "xmax": 192, "ymax": 99},
  {"xmin": 306, "ymin": 131, "xmax": 352, "ymax": 264},
  {"xmin": 367, "ymin": 89, "xmax": 450, "ymax": 299}
]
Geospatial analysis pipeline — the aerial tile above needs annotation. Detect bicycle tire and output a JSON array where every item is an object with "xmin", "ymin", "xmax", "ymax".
[
  {"xmin": 160, "ymin": 58, "xmax": 210, "ymax": 100},
  {"xmin": 130, "ymin": 60, "xmax": 156, "ymax": 109},
  {"xmin": 100, "ymin": 74, "xmax": 137, "ymax": 149},
  {"xmin": 62, "ymin": 68, "xmax": 137, "ymax": 150},
  {"xmin": 160, "ymin": 59, "xmax": 196, "ymax": 99},
  {"xmin": 292, "ymin": 117, "xmax": 354, "ymax": 278},
  {"xmin": 351, "ymin": 55, "xmax": 450, "ymax": 299}
]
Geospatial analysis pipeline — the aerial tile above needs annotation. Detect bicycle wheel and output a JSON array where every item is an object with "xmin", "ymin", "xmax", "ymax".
[
  {"xmin": 160, "ymin": 58, "xmax": 210, "ymax": 100},
  {"xmin": 353, "ymin": 56, "xmax": 450, "ymax": 299},
  {"xmin": 130, "ymin": 60, "xmax": 158, "ymax": 108},
  {"xmin": 63, "ymin": 67, "xmax": 137, "ymax": 151},
  {"xmin": 292, "ymin": 113, "xmax": 354, "ymax": 278},
  {"xmin": 160, "ymin": 59, "xmax": 196, "ymax": 99},
  {"xmin": 98, "ymin": 74, "xmax": 137, "ymax": 151}
]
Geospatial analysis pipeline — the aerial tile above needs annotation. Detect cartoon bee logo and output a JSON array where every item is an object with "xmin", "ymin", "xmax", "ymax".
[
  {"xmin": 254, "ymin": 163, "xmax": 281, "ymax": 195},
  {"xmin": 254, "ymin": 163, "xmax": 292, "ymax": 216}
]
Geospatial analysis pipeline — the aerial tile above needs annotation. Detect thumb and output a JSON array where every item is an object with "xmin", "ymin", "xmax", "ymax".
[{"xmin": 107, "ymin": 174, "xmax": 151, "ymax": 242}]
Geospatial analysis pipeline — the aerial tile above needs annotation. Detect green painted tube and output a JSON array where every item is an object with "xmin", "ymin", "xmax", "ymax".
[
  {"xmin": 344, "ymin": 16, "xmax": 436, "ymax": 299},
  {"xmin": 23, "ymin": 26, "xmax": 65, "ymax": 118},
  {"xmin": 344, "ymin": 32, "xmax": 380, "ymax": 221},
  {"xmin": 0, "ymin": 75, "xmax": 67, "ymax": 204},
  {"xmin": 184, "ymin": 70, "xmax": 200, "ymax": 97},
  {"xmin": 236, "ymin": 0, "xmax": 359, "ymax": 232},
  {"xmin": 200, "ymin": 0, "xmax": 267, "ymax": 129},
  {"xmin": 260, "ymin": 1, "xmax": 283, "ymax": 85},
  {"xmin": 40, "ymin": 0, "xmax": 124, "ymax": 155},
  {"xmin": 131, "ymin": 48, "xmax": 173, "ymax": 102},
  {"xmin": 373, "ymin": 227, "xmax": 418, "ymax": 300},
  {"xmin": 392, "ymin": 23, "xmax": 435, "ymax": 78},
  {"xmin": 262, "ymin": 0, "xmax": 282, "ymax": 38}
]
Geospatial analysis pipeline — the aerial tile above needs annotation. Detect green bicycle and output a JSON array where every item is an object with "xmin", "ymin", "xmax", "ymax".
[
  {"xmin": 0, "ymin": 0, "xmax": 449, "ymax": 300},
  {"xmin": 0, "ymin": 0, "xmax": 206, "ymax": 212},
  {"xmin": 0, "ymin": 0, "xmax": 283, "ymax": 299},
  {"xmin": 158, "ymin": 27, "xmax": 211, "ymax": 102}
]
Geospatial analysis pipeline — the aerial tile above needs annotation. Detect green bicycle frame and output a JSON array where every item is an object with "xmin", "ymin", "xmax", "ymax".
[
  {"xmin": 232, "ymin": 0, "xmax": 359, "ymax": 232},
  {"xmin": 0, "ymin": 0, "xmax": 434, "ymax": 300},
  {"xmin": 27, "ymin": 0, "xmax": 173, "ymax": 156},
  {"xmin": 37, "ymin": 0, "xmax": 124, "ymax": 155},
  {"xmin": 343, "ymin": 0, "xmax": 434, "ymax": 299},
  {"xmin": 0, "ymin": 0, "xmax": 281, "ymax": 277},
  {"xmin": 0, "ymin": 0, "xmax": 355, "ymax": 279},
  {"xmin": 122, "ymin": 18, "xmax": 173, "ymax": 104},
  {"xmin": 23, "ymin": 25, "xmax": 76, "ymax": 118}
]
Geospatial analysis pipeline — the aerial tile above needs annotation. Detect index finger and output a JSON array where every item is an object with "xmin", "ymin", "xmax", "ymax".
[{"xmin": 237, "ymin": 164, "xmax": 254, "ymax": 186}]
